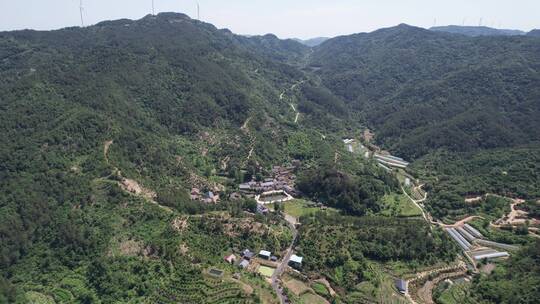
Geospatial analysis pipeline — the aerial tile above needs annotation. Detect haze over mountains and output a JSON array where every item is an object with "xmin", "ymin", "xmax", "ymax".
[
  {"xmin": 293, "ymin": 37, "xmax": 329, "ymax": 47},
  {"xmin": 0, "ymin": 12, "xmax": 539, "ymax": 303}
]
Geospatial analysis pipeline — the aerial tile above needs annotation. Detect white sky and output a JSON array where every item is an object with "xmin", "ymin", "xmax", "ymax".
[{"xmin": 0, "ymin": 0, "xmax": 538, "ymax": 39}]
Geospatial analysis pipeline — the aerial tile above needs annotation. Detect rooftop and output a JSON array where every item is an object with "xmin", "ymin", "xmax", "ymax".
[
  {"xmin": 290, "ymin": 254, "xmax": 303, "ymax": 264},
  {"xmin": 259, "ymin": 250, "xmax": 271, "ymax": 257}
]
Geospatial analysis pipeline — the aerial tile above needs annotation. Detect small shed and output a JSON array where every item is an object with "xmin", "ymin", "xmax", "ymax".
[
  {"xmin": 242, "ymin": 249, "xmax": 254, "ymax": 260},
  {"xmin": 259, "ymin": 250, "xmax": 271, "ymax": 259},
  {"xmin": 239, "ymin": 259, "xmax": 250, "ymax": 269},
  {"xmin": 395, "ymin": 279, "xmax": 407, "ymax": 294}
]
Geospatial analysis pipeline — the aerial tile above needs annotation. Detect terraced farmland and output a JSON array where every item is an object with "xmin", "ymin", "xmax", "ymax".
[{"xmin": 151, "ymin": 276, "xmax": 256, "ymax": 303}]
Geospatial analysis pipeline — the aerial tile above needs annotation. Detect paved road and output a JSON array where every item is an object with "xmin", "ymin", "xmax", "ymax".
[{"xmin": 271, "ymin": 213, "xmax": 298, "ymax": 304}]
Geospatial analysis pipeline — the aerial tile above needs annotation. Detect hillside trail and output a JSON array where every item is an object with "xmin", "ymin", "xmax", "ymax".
[
  {"xmin": 240, "ymin": 116, "xmax": 256, "ymax": 165},
  {"xmin": 490, "ymin": 198, "xmax": 539, "ymax": 236},
  {"xmin": 279, "ymin": 80, "xmax": 305, "ymax": 125},
  {"xmin": 104, "ymin": 140, "xmax": 113, "ymax": 163}
]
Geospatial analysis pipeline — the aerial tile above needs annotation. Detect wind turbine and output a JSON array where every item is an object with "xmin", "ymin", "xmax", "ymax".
[
  {"xmin": 152, "ymin": 0, "xmax": 155, "ymax": 15},
  {"xmin": 197, "ymin": 2, "xmax": 200, "ymax": 20},
  {"xmin": 79, "ymin": 0, "xmax": 84, "ymax": 27}
]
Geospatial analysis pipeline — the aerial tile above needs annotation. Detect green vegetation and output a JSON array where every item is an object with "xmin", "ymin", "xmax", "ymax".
[
  {"xmin": 518, "ymin": 200, "xmax": 540, "ymax": 218},
  {"xmin": 414, "ymin": 147, "xmax": 540, "ymax": 219},
  {"xmin": 468, "ymin": 219, "xmax": 533, "ymax": 246},
  {"xmin": 1, "ymin": 11, "xmax": 539, "ymax": 304},
  {"xmin": 311, "ymin": 25, "xmax": 540, "ymax": 159},
  {"xmin": 379, "ymin": 193, "xmax": 423, "ymax": 217},
  {"xmin": 434, "ymin": 280, "xmax": 476, "ymax": 304},
  {"xmin": 311, "ymin": 282, "xmax": 329, "ymax": 296},
  {"xmin": 470, "ymin": 240, "xmax": 540, "ymax": 303},
  {"xmin": 297, "ymin": 165, "xmax": 398, "ymax": 215},
  {"xmin": 297, "ymin": 292, "xmax": 328, "ymax": 304},
  {"xmin": 269, "ymin": 199, "xmax": 338, "ymax": 218},
  {"xmin": 296, "ymin": 213, "xmax": 457, "ymax": 294},
  {"xmin": 257, "ymin": 266, "xmax": 275, "ymax": 278}
]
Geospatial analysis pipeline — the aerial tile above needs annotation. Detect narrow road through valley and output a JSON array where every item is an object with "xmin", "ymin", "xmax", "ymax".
[{"xmin": 271, "ymin": 214, "xmax": 298, "ymax": 304}]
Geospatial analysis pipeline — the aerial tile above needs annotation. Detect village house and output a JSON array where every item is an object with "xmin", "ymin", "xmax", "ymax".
[
  {"xmin": 238, "ymin": 162, "xmax": 299, "ymax": 196},
  {"xmin": 259, "ymin": 250, "xmax": 271, "ymax": 260},
  {"xmin": 242, "ymin": 249, "xmax": 254, "ymax": 260},
  {"xmin": 203, "ymin": 191, "xmax": 219, "ymax": 203},
  {"xmin": 190, "ymin": 188, "xmax": 200, "ymax": 200},
  {"xmin": 288, "ymin": 254, "xmax": 303, "ymax": 269},
  {"xmin": 239, "ymin": 259, "xmax": 250, "ymax": 269}
]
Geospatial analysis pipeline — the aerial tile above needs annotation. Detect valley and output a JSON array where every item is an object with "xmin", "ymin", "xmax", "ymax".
[{"xmin": 0, "ymin": 12, "xmax": 539, "ymax": 304}]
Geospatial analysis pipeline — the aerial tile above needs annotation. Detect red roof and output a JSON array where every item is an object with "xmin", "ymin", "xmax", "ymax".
[{"xmin": 224, "ymin": 254, "xmax": 236, "ymax": 263}]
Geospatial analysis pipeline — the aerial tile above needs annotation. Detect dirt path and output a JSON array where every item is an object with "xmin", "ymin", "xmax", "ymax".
[
  {"xmin": 279, "ymin": 80, "xmax": 305, "ymax": 125},
  {"xmin": 241, "ymin": 116, "xmax": 252, "ymax": 132},
  {"xmin": 442, "ymin": 216, "xmax": 483, "ymax": 228},
  {"xmin": 240, "ymin": 115, "xmax": 257, "ymax": 165},
  {"xmin": 402, "ymin": 186, "xmax": 430, "ymax": 223},
  {"xmin": 493, "ymin": 199, "xmax": 527, "ymax": 226},
  {"xmin": 104, "ymin": 140, "xmax": 113, "ymax": 163}
]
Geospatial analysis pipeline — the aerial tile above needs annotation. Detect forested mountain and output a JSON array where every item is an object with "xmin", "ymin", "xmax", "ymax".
[
  {"xmin": 0, "ymin": 12, "xmax": 394, "ymax": 303},
  {"xmin": 310, "ymin": 24, "xmax": 540, "ymax": 158},
  {"xmin": 1, "ymin": 11, "xmax": 539, "ymax": 303},
  {"xmin": 430, "ymin": 25, "xmax": 525, "ymax": 36}
]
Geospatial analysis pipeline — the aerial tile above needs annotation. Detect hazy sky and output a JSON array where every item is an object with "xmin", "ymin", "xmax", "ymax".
[{"xmin": 0, "ymin": 0, "xmax": 538, "ymax": 38}]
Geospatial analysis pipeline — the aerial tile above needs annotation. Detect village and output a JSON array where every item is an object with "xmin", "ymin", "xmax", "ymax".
[
  {"xmin": 179, "ymin": 130, "xmax": 537, "ymax": 304},
  {"xmin": 189, "ymin": 162, "xmax": 300, "ymax": 207}
]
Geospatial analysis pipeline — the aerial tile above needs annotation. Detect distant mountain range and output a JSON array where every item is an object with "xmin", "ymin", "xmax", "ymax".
[
  {"xmin": 430, "ymin": 25, "xmax": 525, "ymax": 36},
  {"xmin": 293, "ymin": 37, "xmax": 329, "ymax": 47},
  {"xmin": 310, "ymin": 23, "xmax": 540, "ymax": 158}
]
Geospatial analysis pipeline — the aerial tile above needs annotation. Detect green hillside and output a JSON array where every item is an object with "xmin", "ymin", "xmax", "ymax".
[
  {"xmin": 0, "ymin": 13, "xmax": 394, "ymax": 303},
  {"xmin": 311, "ymin": 24, "xmax": 540, "ymax": 158}
]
